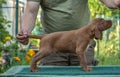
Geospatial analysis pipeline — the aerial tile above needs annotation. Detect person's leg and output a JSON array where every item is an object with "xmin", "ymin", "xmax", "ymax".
[
  {"xmin": 69, "ymin": 53, "xmax": 80, "ymax": 66},
  {"xmin": 86, "ymin": 39, "xmax": 98, "ymax": 66},
  {"xmin": 40, "ymin": 52, "xmax": 69, "ymax": 66}
]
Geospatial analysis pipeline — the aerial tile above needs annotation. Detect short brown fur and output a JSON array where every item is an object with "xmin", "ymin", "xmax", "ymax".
[{"xmin": 28, "ymin": 18, "xmax": 112, "ymax": 72}]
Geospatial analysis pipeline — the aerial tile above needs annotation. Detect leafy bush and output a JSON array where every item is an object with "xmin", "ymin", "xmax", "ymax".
[{"xmin": 0, "ymin": 0, "xmax": 11, "ymax": 45}]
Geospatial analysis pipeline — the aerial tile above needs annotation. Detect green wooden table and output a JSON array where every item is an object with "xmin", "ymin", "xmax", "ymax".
[{"xmin": 1, "ymin": 66, "xmax": 120, "ymax": 77}]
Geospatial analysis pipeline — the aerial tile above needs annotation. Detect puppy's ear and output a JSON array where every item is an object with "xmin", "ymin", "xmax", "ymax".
[
  {"xmin": 95, "ymin": 28, "xmax": 102, "ymax": 40},
  {"xmin": 88, "ymin": 25, "xmax": 96, "ymax": 36}
]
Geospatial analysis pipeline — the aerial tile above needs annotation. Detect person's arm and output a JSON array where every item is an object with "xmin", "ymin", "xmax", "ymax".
[
  {"xmin": 22, "ymin": 1, "xmax": 40, "ymax": 33},
  {"xmin": 16, "ymin": 1, "xmax": 39, "ymax": 45},
  {"xmin": 100, "ymin": 0, "xmax": 120, "ymax": 9}
]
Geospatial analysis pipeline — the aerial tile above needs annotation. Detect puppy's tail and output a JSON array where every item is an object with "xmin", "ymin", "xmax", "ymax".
[{"xmin": 28, "ymin": 34, "xmax": 46, "ymax": 39}]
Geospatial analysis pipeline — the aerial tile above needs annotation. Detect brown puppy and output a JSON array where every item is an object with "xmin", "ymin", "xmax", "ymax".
[{"xmin": 28, "ymin": 18, "xmax": 112, "ymax": 72}]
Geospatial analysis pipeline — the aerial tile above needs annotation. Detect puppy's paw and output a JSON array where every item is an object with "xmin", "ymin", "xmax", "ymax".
[
  {"xmin": 30, "ymin": 66, "xmax": 39, "ymax": 72},
  {"xmin": 82, "ymin": 67, "xmax": 92, "ymax": 72}
]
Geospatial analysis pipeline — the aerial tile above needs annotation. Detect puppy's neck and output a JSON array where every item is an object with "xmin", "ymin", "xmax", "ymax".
[
  {"xmin": 86, "ymin": 26, "xmax": 95, "ymax": 39},
  {"xmin": 88, "ymin": 31, "xmax": 95, "ymax": 39}
]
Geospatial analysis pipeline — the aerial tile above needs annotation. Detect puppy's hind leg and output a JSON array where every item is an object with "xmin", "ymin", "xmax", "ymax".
[{"xmin": 30, "ymin": 47, "xmax": 52, "ymax": 72}]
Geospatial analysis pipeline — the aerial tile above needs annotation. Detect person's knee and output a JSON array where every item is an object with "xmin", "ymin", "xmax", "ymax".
[{"xmin": 40, "ymin": 53, "xmax": 69, "ymax": 66}]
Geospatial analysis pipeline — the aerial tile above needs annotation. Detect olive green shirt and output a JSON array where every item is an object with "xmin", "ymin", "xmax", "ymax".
[{"xmin": 27, "ymin": 0, "xmax": 90, "ymax": 34}]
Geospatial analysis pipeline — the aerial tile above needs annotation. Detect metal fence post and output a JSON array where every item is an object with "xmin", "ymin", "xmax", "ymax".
[{"xmin": 15, "ymin": 0, "xmax": 19, "ymax": 35}]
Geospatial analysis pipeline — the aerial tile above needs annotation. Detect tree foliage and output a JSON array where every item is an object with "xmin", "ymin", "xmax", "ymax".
[
  {"xmin": 88, "ymin": 0, "xmax": 120, "ymax": 19},
  {"xmin": 89, "ymin": 0, "xmax": 120, "ymax": 65},
  {"xmin": 0, "ymin": 0, "xmax": 11, "ymax": 43}
]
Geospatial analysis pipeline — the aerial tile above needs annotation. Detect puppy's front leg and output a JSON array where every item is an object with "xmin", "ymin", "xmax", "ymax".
[{"xmin": 76, "ymin": 42, "xmax": 92, "ymax": 71}]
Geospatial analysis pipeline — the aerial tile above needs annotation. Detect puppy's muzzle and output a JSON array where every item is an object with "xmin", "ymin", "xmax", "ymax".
[{"xmin": 100, "ymin": 20, "xmax": 112, "ymax": 31}]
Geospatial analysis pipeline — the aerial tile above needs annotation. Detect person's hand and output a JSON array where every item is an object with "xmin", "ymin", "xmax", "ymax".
[
  {"xmin": 112, "ymin": 0, "xmax": 120, "ymax": 9},
  {"xmin": 16, "ymin": 29, "xmax": 29, "ymax": 45},
  {"xmin": 101, "ymin": 0, "xmax": 120, "ymax": 9}
]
